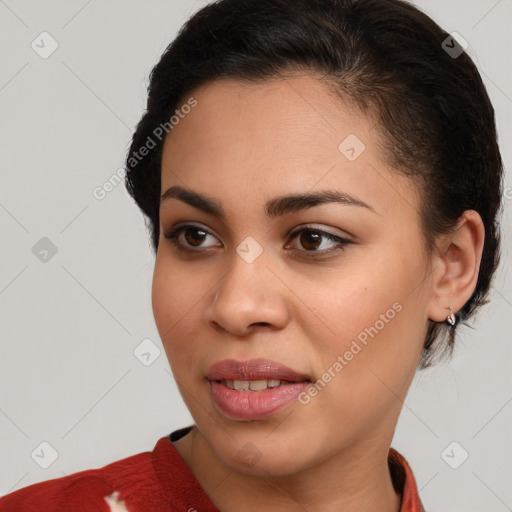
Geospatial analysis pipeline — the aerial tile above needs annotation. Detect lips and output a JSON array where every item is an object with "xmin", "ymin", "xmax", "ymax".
[
  {"xmin": 206, "ymin": 358, "xmax": 311, "ymax": 382},
  {"xmin": 206, "ymin": 358, "xmax": 311, "ymax": 420}
]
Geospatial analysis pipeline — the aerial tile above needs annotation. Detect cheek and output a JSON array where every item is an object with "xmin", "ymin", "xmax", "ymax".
[
  {"xmin": 151, "ymin": 270, "xmax": 196, "ymax": 379},
  {"xmin": 308, "ymin": 240, "xmax": 426, "ymax": 366},
  {"xmin": 151, "ymin": 261, "xmax": 178, "ymax": 335},
  {"xmin": 151, "ymin": 257, "xmax": 206, "ymax": 350},
  {"xmin": 302, "ymin": 267, "xmax": 392, "ymax": 345},
  {"xmin": 316, "ymin": 251, "xmax": 427, "ymax": 410}
]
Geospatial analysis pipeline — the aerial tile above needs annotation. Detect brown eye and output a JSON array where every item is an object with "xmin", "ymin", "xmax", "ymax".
[
  {"xmin": 184, "ymin": 228, "xmax": 207, "ymax": 247},
  {"xmin": 299, "ymin": 231, "xmax": 322, "ymax": 251},
  {"xmin": 164, "ymin": 225, "xmax": 221, "ymax": 252},
  {"xmin": 287, "ymin": 227, "xmax": 353, "ymax": 256}
]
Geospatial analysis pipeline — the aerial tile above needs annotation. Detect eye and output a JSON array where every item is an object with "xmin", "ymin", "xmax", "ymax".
[
  {"xmin": 164, "ymin": 224, "xmax": 221, "ymax": 253},
  {"xmin": 285, "ymin": 226, "xmax": 353, "ymax": 256},
  {"xmin": 164, "ymin": 223, "xmax": 353, "ymax": 257}
]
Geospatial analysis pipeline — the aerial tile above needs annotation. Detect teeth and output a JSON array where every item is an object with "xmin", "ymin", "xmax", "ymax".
[
  {"xmin": 233, "ymin": 380, "xmax": 250, "ymax": 391},
  {"xmin": 224, "ymin": 379, "xmax": 285, "ymax": 391},
  {"xmin": 249, "ymin": 379, "xmax": 267, "ymax": 391}
]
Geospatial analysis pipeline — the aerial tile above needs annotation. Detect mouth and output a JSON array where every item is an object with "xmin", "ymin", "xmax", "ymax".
[
  {"xmin": 206, "ymin": 358, "xmax": 312, "ymax": 420},
  {"xmin": 218, "ymin": 378, "xmax": 305, "ymax": 391},
  {"xmin": 206, "ymin": 357, "xmax": 311, "ymax": 383}
]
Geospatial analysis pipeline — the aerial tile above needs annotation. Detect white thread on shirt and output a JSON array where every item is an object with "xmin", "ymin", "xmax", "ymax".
[{"xmin": 104, "ymin": 491, "xmax": 130, "ymax": 511}]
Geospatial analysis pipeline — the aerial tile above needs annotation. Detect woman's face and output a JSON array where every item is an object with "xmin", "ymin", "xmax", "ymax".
[{"xmin": 152, "ymin": 74, "xmax": 434, "ymax": 475}]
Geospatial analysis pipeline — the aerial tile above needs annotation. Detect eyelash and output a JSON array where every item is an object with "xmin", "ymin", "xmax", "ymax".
[{"xmin": 164, "ymin": 224, "xmax": 353, "ymax": 258}]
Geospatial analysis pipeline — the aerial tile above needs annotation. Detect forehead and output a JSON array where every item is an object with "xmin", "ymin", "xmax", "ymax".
[
  {"xmin": 161, "ymin": 74, "xmax": 421, "ymax": 222},
  {"xmin": 164, "ymin": 74, "xmax": 368, "ymax": 164}
]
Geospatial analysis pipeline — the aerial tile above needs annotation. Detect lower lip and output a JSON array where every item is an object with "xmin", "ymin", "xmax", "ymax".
[{"xmin": 209, "ymin": 380, "xmax": 309, "ymax": 421}]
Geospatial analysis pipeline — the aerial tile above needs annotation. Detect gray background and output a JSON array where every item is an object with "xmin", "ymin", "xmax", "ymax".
[{"xmin": 0, "ymin": 0, "xmax": 510, "ymax": 509}]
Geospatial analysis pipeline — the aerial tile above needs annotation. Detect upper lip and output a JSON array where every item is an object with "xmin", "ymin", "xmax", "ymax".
[{"xmin": 206, "ymin": 358, "xmax": 311, "ymax": 382}]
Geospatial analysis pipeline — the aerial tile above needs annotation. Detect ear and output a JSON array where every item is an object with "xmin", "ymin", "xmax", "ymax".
[{"xmin": 427, "ymin": 210, "xmax": 485, "ymax": 322}]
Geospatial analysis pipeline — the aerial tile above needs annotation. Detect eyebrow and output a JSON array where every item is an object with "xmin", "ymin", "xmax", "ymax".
[{"xmin": 160, "ymin": 185, "xmax": 378, "ymax": 218}]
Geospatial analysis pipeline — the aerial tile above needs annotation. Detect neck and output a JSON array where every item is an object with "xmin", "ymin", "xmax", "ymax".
[{"xmin": 174, "ymin": 427, "xmax": 402, "ymax": 512}]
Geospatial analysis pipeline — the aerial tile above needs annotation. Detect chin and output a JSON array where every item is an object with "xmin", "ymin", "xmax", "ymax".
[
  {"xmin": 206, "ymin": 423, "xmax": 311, "ymax": 477},
  {"xmin": 226, "ymin": 448, "xmax": 306, "ymax": 478}
]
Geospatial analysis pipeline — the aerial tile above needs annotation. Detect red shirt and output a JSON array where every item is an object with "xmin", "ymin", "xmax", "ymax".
[{"xmin": 0, "ymin": 427, "xmax": 424, "ymax": 511}]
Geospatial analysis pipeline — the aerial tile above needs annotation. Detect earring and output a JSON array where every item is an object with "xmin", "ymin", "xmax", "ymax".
[{"xmin": 446, "ymin": 306, "xmax": 457, "ymax": 326}]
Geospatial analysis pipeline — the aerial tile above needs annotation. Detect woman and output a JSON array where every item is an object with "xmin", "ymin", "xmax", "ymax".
[{"xmin": 0, "ymin": 0, "xmax": 503, "ymax": 510}]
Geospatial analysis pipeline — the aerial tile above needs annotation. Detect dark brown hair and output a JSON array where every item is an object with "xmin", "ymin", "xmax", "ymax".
[{"xmin": 124, "ymin": 0, "xmax": 504, "ymax": 368}]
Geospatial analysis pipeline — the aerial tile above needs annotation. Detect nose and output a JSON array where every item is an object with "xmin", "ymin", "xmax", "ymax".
[{"xmin": 205, "ymin": 251, "xmax": 290, "ymax": 337}]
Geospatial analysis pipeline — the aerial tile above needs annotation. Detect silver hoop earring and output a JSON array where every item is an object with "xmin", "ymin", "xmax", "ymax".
[{"xmin": 446, "ymin": 306, "xmax": 457, "ymax": 326}]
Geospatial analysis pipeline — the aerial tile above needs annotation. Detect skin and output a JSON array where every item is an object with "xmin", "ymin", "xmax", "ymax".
[{"xmin": 151, "ymin": 73, "xmax": 485, "ymax": 511}]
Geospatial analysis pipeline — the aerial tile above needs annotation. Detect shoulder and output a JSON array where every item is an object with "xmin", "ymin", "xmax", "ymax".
[
  {"xmin": 0, "ymin": 438, "xmax": 170, "ymax": 512},
  {"xmin": 0, "ymin": 471, "xmax": 121, "ymax": 511}
]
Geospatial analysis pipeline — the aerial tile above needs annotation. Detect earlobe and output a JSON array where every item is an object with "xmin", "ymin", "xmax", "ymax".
[{"xmin": 427, "ymin": 210, "xmax": 485, "ymax": 324}]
